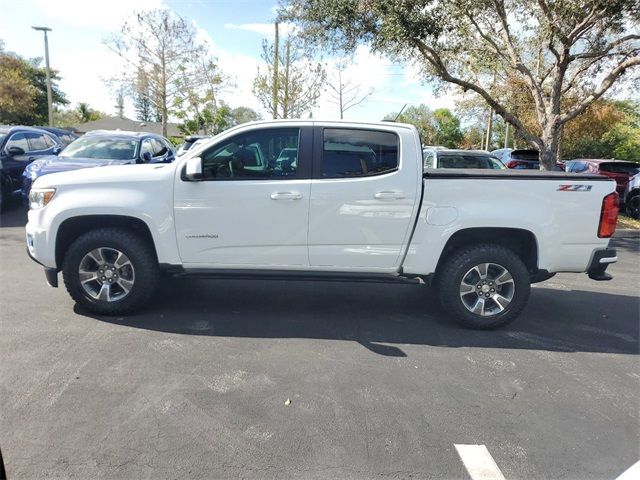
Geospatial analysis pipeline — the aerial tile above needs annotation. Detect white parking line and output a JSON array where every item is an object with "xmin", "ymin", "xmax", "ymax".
[
  {"xmin": 616, "ymin": 460, "xmax": 640, "ymax": 480},
  {"xmin": 454, "ymin": 444, "xmax": 506, "ymax": 480}
]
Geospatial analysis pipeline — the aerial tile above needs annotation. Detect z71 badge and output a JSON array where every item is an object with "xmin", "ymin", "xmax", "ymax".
[{"xmin": 557, "ymin": 184, "xmax": 593, "ymax": 192}]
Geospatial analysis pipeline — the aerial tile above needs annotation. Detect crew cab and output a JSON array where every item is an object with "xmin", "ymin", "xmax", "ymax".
[{"xmin": 25, "ymin": 121, "xmax": 619, "ymax": 329}]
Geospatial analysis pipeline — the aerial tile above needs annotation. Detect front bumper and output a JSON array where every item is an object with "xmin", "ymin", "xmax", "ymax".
[{"xmin": 587, "ymin": 248, "xmax": 617, "ymax": 281}]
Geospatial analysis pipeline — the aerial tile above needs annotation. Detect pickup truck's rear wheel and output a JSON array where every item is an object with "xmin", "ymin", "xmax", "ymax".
[
  {"xmin": 62, "ymin": 228, "xmax": 159, "ymax": 315},
  {"xmin": 437, "ymin": 244, "xmax": 530, "ymax": 329}
]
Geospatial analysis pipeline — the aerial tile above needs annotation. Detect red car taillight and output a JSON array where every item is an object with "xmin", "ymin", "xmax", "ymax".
[
  {"xmin": 598, "ymin": 192, "xmax": 619, "ymax": 238},
  {"xmin": 506, "ymin": 160, "xmax": 526, "ymax": 168}
]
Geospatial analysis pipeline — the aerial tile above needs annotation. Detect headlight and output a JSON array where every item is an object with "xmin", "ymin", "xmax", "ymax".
[{"xmin": 29, "ymin": 188, "xmax": 56, "ymax": 209}]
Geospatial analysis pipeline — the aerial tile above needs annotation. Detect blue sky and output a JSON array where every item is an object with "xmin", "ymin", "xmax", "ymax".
[{"xmin": 0, "ymin": 0, "xmax": 453, "ymax": 123}]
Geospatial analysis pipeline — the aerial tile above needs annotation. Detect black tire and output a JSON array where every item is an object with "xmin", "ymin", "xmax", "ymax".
[
  {"xmin": 436, "ymin": 243, "xmax": 531, "ymax": 329},
  {"xmin": 627, "ymin": 195, "xmax": 640, "ymax": 220},
  {"xmin": 62, "ymin": 227, "xmax": 159, "ymax": 315}
]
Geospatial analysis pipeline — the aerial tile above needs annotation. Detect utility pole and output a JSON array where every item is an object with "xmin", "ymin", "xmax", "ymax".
[
  {"xmin": 32, "ymin": 26, "xmax": 53, "ymax": 127},
  {"xmin": 504, "ymin": 122, "xmax": 510, "ymax": 149},
  {"xmin": 484, "ymin": 108, "xmax": 493, "ymax": 150},
  {"xmin": 272, "ymin": 22, "xmax": 279, "ymax": 119}
]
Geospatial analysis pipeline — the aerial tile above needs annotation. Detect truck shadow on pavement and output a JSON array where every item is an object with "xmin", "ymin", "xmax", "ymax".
[{"xmin": 78, "ymin": 276, "xmax": 640, "ymax": 357}]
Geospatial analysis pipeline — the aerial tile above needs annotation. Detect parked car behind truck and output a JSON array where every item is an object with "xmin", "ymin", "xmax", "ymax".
[
  {"xmin": 26, "ymin": 120, "xmax": 619, "ymax": 329},
  {"xmin": 0, "ymin": 125, "xmax": 63, "ymax": 210},
  {"xmin": 22, "ymin": 130, "xmax": 175, "ymax": 201}
]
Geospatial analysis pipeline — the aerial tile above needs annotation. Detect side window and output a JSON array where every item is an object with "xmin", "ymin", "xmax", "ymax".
[
  {"xmin": 42, "ymin": 134, "xmax": 57, "ymax": 148},
  {"xmin": 140, "ymin": 139, "xmax": 154, "ymax": 158},
  {"xmin": 200, "ymin": 128, "xmax": 299, "ymax": 180},
  {"xmin": 322, "ymin": 129, "xmax": 398, "ymax": 178},
  {"xmin": 25, "ymin": 133, "xmax": 49, "ymax": 151},
  {"xmin": 152, "ymin": 139, "xmax": 168, "ymax": 157},
  {"xmin": 5, "ymin": 133, "xmax": 29, "ymax": 152}
]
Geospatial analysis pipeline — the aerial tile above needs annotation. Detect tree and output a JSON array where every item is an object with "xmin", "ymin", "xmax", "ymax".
[
  {"xmin": 0, "ymin": 42, "xmax": 68, "ymax": 125},
  {"xmin": 433, "ymin": 108, "xmax": 464, "ymax": 148},
  {"xmin": 326, "ymin": 61, "xmax": 373, "ymax": 119},
  {"xmin": 54, "ymin": 103, "xmax": 103, "ymax": 127},
  {"xmin": 230, "ymin": 106, "xmax": 262, "ymax": 126},
  {"xmin": 283, "ymin": 0, "xmax": 640, "ymax": 169},
  {"xmin": 114, "ymin": 88, "xmax": 125, "ymax": 119},
  {"xmin": 105, "ymin": 9, "xmax": 206, "ymax": 136},
  {"xmin": 173, "ymin": 56, "xmax": 227, "ymax": 134},
  {"xmin": 253, "ymin": 30, "xmax": 325, "ymax": 118},
  {"xmin": 385, "ymin": 104, "xmax": 463, "ymax": 147}
]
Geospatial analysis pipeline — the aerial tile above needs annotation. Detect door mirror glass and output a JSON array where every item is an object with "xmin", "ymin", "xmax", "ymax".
[
  {"xmin": 7, "ymin": 146, "xmax": 25, "ymax": 156},
  {"xmin": 185, "ymin": 156, "xmax": 203, "ymax": 180},
  {"xmin": 52, "ymin": 145, "xmax": 63, "ymax": 155}
]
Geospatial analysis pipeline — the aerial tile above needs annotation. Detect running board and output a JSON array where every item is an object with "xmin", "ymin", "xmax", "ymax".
[{"xmin": 171, "ymin": 268, "xmax": 425, "ymax": 285}]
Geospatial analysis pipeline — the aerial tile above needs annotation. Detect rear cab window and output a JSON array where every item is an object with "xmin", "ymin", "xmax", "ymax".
[{"xmin": 321, "ymin": 128, "xmax": 399, "ymax": 178}]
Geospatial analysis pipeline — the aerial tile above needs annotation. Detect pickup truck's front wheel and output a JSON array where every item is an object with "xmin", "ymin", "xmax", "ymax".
[
  {"xmin": 437, "ymin": 244, "xmax": 530, "ymax": 329},
  {"xmin": 62, "ymin": 228, "xmax": 159, "ymax": 315}
]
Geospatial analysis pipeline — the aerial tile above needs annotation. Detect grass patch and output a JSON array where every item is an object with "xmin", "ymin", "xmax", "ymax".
[{"xmin": 618, "ymin": 212, "xmax": 640, "ymax": 230}]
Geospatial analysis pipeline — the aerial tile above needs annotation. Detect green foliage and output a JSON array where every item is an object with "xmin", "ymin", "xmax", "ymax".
[
  {"xmin": 53, "ymin": 103, "xmax": 103, "ymax": 128},
  {"xmin": 562, "ymin": 100, "xmax": 640, "ymax": 161},
  {"xmin": 0, "ymin": 42, "xmax": 68, "ymax": 125},
  {"xmin": 282, "ymin": 0, "xmax": 640, "ymax": 169},
  {"xmin": 386, "ymin": 104, "xmax": 463, "ymax": 148}
]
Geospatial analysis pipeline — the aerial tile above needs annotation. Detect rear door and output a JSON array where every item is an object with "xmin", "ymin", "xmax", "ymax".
[
  {"xmin": 174, "ymin": 125, "xmax": 313, "ymax": 267},
  {"xmin": 307, "ymin": 126, "xmax": 421, "ymax": 270}
]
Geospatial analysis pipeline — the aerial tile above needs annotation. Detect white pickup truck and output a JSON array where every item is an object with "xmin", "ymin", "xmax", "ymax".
[{"xmin": 25, "ymin": 120, "xmax": 620, "ymax": 328}]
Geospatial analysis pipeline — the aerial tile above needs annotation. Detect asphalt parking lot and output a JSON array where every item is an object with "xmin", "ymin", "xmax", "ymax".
[{"xmin": 1, "ymin": 204, "xmax": 639, "ymax": 479}]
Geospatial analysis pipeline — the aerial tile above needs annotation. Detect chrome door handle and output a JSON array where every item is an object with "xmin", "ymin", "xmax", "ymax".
[
  {"xmin": 374, "ymin": 191, "xmax": 405, "ymax": 200},
  {"xmin": 270, "ymin": 192, "xmax": 303, "ymax": 200}
]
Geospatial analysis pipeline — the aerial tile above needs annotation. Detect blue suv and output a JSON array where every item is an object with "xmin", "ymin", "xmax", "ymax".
[
  {"xmin": 0, "ymin": 125, "xmax": 63, "ymax": 210},
  {"xmin": 22, "ymin": 130, "xmax": 176, "ymax": 200}
]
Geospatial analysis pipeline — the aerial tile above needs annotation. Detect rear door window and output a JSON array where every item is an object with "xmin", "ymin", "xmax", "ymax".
[
  {"xmin": 25, "ymin": 132, "xmax": 49, "ymax": 151},
  {"xmin": 321, "ymin": 129, "xmax": 398, "ymax": 178}
]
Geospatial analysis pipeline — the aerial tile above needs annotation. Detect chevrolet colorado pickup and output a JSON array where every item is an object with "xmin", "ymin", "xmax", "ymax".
[{"xmin": 25, "ymin": 121, "xmax": 619, "ymax": 328}]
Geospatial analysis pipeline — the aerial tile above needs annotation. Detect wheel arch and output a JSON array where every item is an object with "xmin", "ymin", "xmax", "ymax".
[
  {"xmin": 435, "ymin": 227, "xmax": 539, "ymax": 276},
  {"xmin": 55, "ymin": 215, "xmax": 158, "ymax": 269}
]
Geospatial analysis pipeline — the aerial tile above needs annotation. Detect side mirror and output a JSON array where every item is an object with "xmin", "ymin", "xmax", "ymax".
[
  {"xmin": 141, "ymin": 151, "xmax": 153, "ymax": 163},
  {"xmin": 185, "ymin": 156, "xmax": 203, "ymax": 181},
  {"xmin": 7, "ymin": 146, "xmax": 25, "ymax": 156},
  {"xmin": 52, "ymin": 145, "xmax": 63, "ymax": 155}
]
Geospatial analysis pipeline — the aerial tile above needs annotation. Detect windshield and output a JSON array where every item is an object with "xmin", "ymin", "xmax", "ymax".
[
  {"xmin": 600, "ymin": 162, "xmax": 640, "ymax": 175},
  {"xmin": 62, "ymin": 136, "xmax": 138, "ymax": 160}
]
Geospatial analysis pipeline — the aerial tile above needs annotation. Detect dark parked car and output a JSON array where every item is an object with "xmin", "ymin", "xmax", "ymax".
[
  {"xmin": 0, "ymin": 125, "xmax": 63, "ymax": 210},
  {"xmin": 40, "ymin": 126, "xmax": 79, "ymax": 146},
  {"xmin": 624, "ymin": 173, "xmax": 640, "ymax": 219},
  {"xmin": 565, "ymin": 159, "xmax": 640, "ymax": 202},
  {"xmin": 22, "ymin": 130, "xmax": 175, "ymax": 200},
  {"xmin": 176, "ymin": 135, "xmax": 210, "ymax": 156},
  {"xmin": 423, "ymin": 148, "xmax": 506, "ymax": 169},
  {"xmin": 491, "ymin": 148, "xmax": 540, "ymax": 169}
]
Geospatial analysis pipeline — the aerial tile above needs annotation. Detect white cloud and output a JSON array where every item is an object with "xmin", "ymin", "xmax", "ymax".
[{"xmin": 29, "ymin": 0, "xmax": 165, "ymax": 30}]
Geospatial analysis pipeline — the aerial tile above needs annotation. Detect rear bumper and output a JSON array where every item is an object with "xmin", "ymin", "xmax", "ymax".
[{"xmin": 587, "ymin": 248, "xmax": 617, "ymax": 281}]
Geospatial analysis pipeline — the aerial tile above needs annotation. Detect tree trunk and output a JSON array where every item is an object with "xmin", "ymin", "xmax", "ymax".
[{"xmin": 539, "ymin": 120, "xmax": 562, "ymax": 170}]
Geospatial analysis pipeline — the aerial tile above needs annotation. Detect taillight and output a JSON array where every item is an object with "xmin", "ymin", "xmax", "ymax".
[
  {"xmin": 598, "ymin": 192, "xmax": 619, "ymax": 238},
  {"xmin": 506, "ymin": 160, "xmax": 530, "ymax": 169}
]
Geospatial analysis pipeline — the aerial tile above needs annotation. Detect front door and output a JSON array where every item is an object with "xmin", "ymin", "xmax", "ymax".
[{"xmin": 174, "ymin": 126, "xmax": 313, "ymax": 267}]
